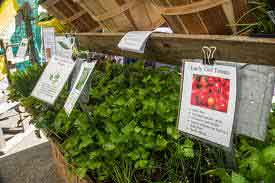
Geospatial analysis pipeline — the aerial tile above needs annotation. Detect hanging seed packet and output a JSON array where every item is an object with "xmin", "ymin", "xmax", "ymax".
[
  {"xmin": 178, "ymin": 62, "xmax": 237, "ymax": 148},
  {"xmin": 64, "ymin": 61, "xmax": 97, "ymax": 115},
  {"xmin": 31, "ymin": 56, "xmax": 75, "ymax": 105}
]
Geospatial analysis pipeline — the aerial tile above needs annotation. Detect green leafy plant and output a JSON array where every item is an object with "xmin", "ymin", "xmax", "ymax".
[
  {"xmin": 235, "ymin": 0, "xmax": 275, "ymax": 34},
  {"xmin": 8, "ymin": 60, "xmax": 275, "ymax": 183}
]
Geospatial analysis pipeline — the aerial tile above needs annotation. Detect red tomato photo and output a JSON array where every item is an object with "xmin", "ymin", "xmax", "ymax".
[{"xmin": 191, "ymin": 75, "xmax": 230, "ymax": 113}]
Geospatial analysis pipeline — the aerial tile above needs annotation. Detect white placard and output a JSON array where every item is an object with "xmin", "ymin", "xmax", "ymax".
[
  {"xmin": 178, "ymin": 62, "xmax": 237, "ymax": 148},
  {"xmin": 43, "ymin": 27, "xmax": 56, "ymax": 62},
  {"xmin": 0, "ymin": 77, "xmax": 9, "ymax": 90},
  {"xmin": 64, "ymin": 61, "xmax": 97, "ymax": 115},
  {"xmin": 268, "ymin": 10, "xmax": 275, "ymax": 25},
  {"xmin": 6, "ymin": 45, "xmax": 29, "ymax": 64},
  {"xmin": 31, "ymin": 56, "xmax": 75, "ymax": 105},
  {"xmin": 118, "ymin": 28, "xmax": 173, "ymax": 54},
  {"xmin": 118, "ymin": 31, "xmax": 152, "ymax": 53},
  {"xmin": 6, "ymin": 46, "xmax": 14, "ymax": 61},
  {"xmin": 16, "ymin": 38, "xmax": 28, "ymax": 58},
  {"xmin": 55, "ymin": 36, "xmax": 74, "ymax": 59}
]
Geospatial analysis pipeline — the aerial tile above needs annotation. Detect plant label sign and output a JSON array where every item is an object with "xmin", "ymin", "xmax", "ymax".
[
  {"xmin": 31, "ymin": 56, "xmax": 75, "ymax": 105},
  {"xmin": 118, "ymin": 29, "xmax": 172, "ymax": 53},
  {"xmin": 118, "ymin": 31, "xmax": 153, "ymax": 53},
  {"xmin": 42, "ymin": 27, "xmax": 56, "ymax": 62},
  {"xmin": 16, "ymin": 38, "xmax": 28, "ymax": 59},
  {"xmin": 55, "ymin": 36, "xmax": 74, "ymax": 59},
  {"xmin": 64, "ymin": 61, "xmax": 97, "ymax": 115},
  {"xmin": 178, "ymin": 62, "xmax": 237, "ymax": 148}
]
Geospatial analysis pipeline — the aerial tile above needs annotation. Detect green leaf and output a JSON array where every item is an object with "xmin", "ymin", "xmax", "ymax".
[
  {"xmin": 156, "ymin": 135, "xmax": 168, "ymax": 150},
  {"xmin": 75, "ymin": 168, "xmax": 87, "ymax": 179},
  {"xmin": 79, "ymin": 135, "xmax": 93, "ymax": 149},
  {"xmin": 232, "ymin": 172, "xmax": 248, "ymax": 183},
  {"xmin": 204, "ymin": 169, "xmax": 231, "ymax": 183},
  {"xmin": 103, "ymin": 143, "xmax": 116, "ymax": 151},
  {"xmin": 260, "ymin": 146, "xmax": 275, "ymax": 164},
  {"xmin": 176, "ymin": 139, "xmax": 194, "ymax": 159},
  {"xmin": 167, "ymin": 127, "xmax": 180, "ymax": 140},
  {"xmin": 134, "ymin": 160, "xmax": 149, "ymax": 169}
]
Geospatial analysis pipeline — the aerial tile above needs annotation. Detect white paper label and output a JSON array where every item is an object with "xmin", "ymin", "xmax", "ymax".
[
  {"xmin": 268, "ymin": 10, "xmax": 275, "ymax": 25},
  {"xmin": 31, "ymin": 56, "xmax": 75, "ymax": 105},
  {"xmin": 16, "ymin": 38, "xmax": 28, "ymax": 58},
  {"xmin": 118, "ymin": 28, "xmax": 173, "ymax": 54},
  {"xmin": 0, "ymin": 77, "xmax": 9, "ymax": 90},
  {"xmin": 6, "ymin": 46, "xmax": 14, "ymax": 61},
  {"xmin": 178, "ymin": 62, "xmax": 237, "ymax": 148},
  {"xmin": 43, "ymin": 27, "xmax": 56, "ymax": 62},
  {"xmin": 55, "ymin": 36, "xmax": 74, "ymax": 59},
  {"xmin": 64, "ymin": 61, "xmax": 97, "ymax": 115},
  {"xmin": 118, "ymin": 31, "xmax": 152, "ymax": 53}
]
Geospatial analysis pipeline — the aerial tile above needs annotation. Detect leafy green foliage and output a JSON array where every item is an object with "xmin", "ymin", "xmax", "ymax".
[
  {"xmin": 236, "ymin": 0, "xmax": 275, "ymax": 34},
  {"xmin": 8, "ymin": 61, "xmax": 275, "ymax": 182},
  {"xmin": 8, "ymin": 64, "xmax": 44, "ymax": 100}
]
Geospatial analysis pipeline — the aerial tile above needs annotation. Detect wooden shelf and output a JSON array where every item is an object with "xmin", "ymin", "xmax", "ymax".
[{"xmin": 72, "ymin": 32, "xmax": 275, "ymax": 66}]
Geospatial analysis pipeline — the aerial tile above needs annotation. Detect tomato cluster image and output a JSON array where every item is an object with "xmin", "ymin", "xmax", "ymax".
[{"xmin": 191, "ymin": 75, "xmax": 230, "ymax": 113}]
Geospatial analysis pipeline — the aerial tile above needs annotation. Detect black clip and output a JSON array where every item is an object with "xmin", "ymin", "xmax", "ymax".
[{"xmin": 202, "ymin": 46, "xmax": 216, "ymax": 65}]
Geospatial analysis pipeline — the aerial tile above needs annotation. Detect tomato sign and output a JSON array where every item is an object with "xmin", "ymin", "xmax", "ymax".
[{"xmin": 178, "ymin": 62, "xmax": 237, "ymax": 148}]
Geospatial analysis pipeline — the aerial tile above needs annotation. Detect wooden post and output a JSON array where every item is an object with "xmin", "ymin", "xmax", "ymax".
[
  {"xmin": 22, "ymin": 3, "xmax": 37, "ymax": 64},
  {"xmin": 0, "ymin": 40, "xmax": 11, "ymax": 83}
]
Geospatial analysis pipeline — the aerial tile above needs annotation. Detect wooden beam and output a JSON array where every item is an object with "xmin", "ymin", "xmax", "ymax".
[{"xmin": 71, "ymin": 32, "xmax": 275, "ymax": 66}]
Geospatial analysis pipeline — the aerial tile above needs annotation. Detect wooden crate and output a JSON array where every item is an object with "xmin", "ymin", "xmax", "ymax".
[
  {"xmin": 74, "ymin": 0, "xmax": 165, "ymax": 32},
  {"xmin": 41, "ymin": 0, "xmax": 100, "ymax": 32},
  {"xmin": 150, "ymin": 0, "xmax": 248, "ymax": 34},
  {"xmin": 49, "ymin": 140, "xmax": 93, "ymax": 183}
]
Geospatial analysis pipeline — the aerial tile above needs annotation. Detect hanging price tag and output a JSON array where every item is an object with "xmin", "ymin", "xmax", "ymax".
[
  {"xmin": 64, "ymin": 61, "xmax": 97, "ymax": 115},
  {"xmin": 42, "ymin": 27, "xmax": 56, "ymax": 62},
  {"xmin": 178, "ymin": 62, "xmax": 237, "ymax": 148},
  {"xmin": 31, "ymin": 56, "xmax": 75, "ymax": 105}
]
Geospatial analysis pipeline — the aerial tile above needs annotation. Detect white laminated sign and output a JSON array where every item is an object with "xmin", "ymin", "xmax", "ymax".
[
  {"xmin": 31, "ymin": 56, "xmax": 75, "ymax": 105},
  {"xmin": 42, "ymin": 27, "xmax": 56, "ymax": 62},
  {"xmin": 178, "ymin": 62, "xmax": 237, "ymax": 148},
  {"xmin": 64, "ymin": 61, "xmax": 97, "ymax": 115},
  {"xmin": 118, "ymin": 28, "xmax": 173, "ymax": 53},
  {"xmin": 55, "ymin": 36, "xmax": 74, "ymax": 59},
  {"xmin": 16, "ymin": 38, "xmax": 28, "ymax": 59}
]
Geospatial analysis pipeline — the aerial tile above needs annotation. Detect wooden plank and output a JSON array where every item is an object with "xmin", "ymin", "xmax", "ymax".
[
  {"xmin": 64, "ymin": 10, "xmax": 86, "ymax": 24},
  {"xmin": 71, "ymin": 32, "xmax": 275, "ymax": 66}
]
